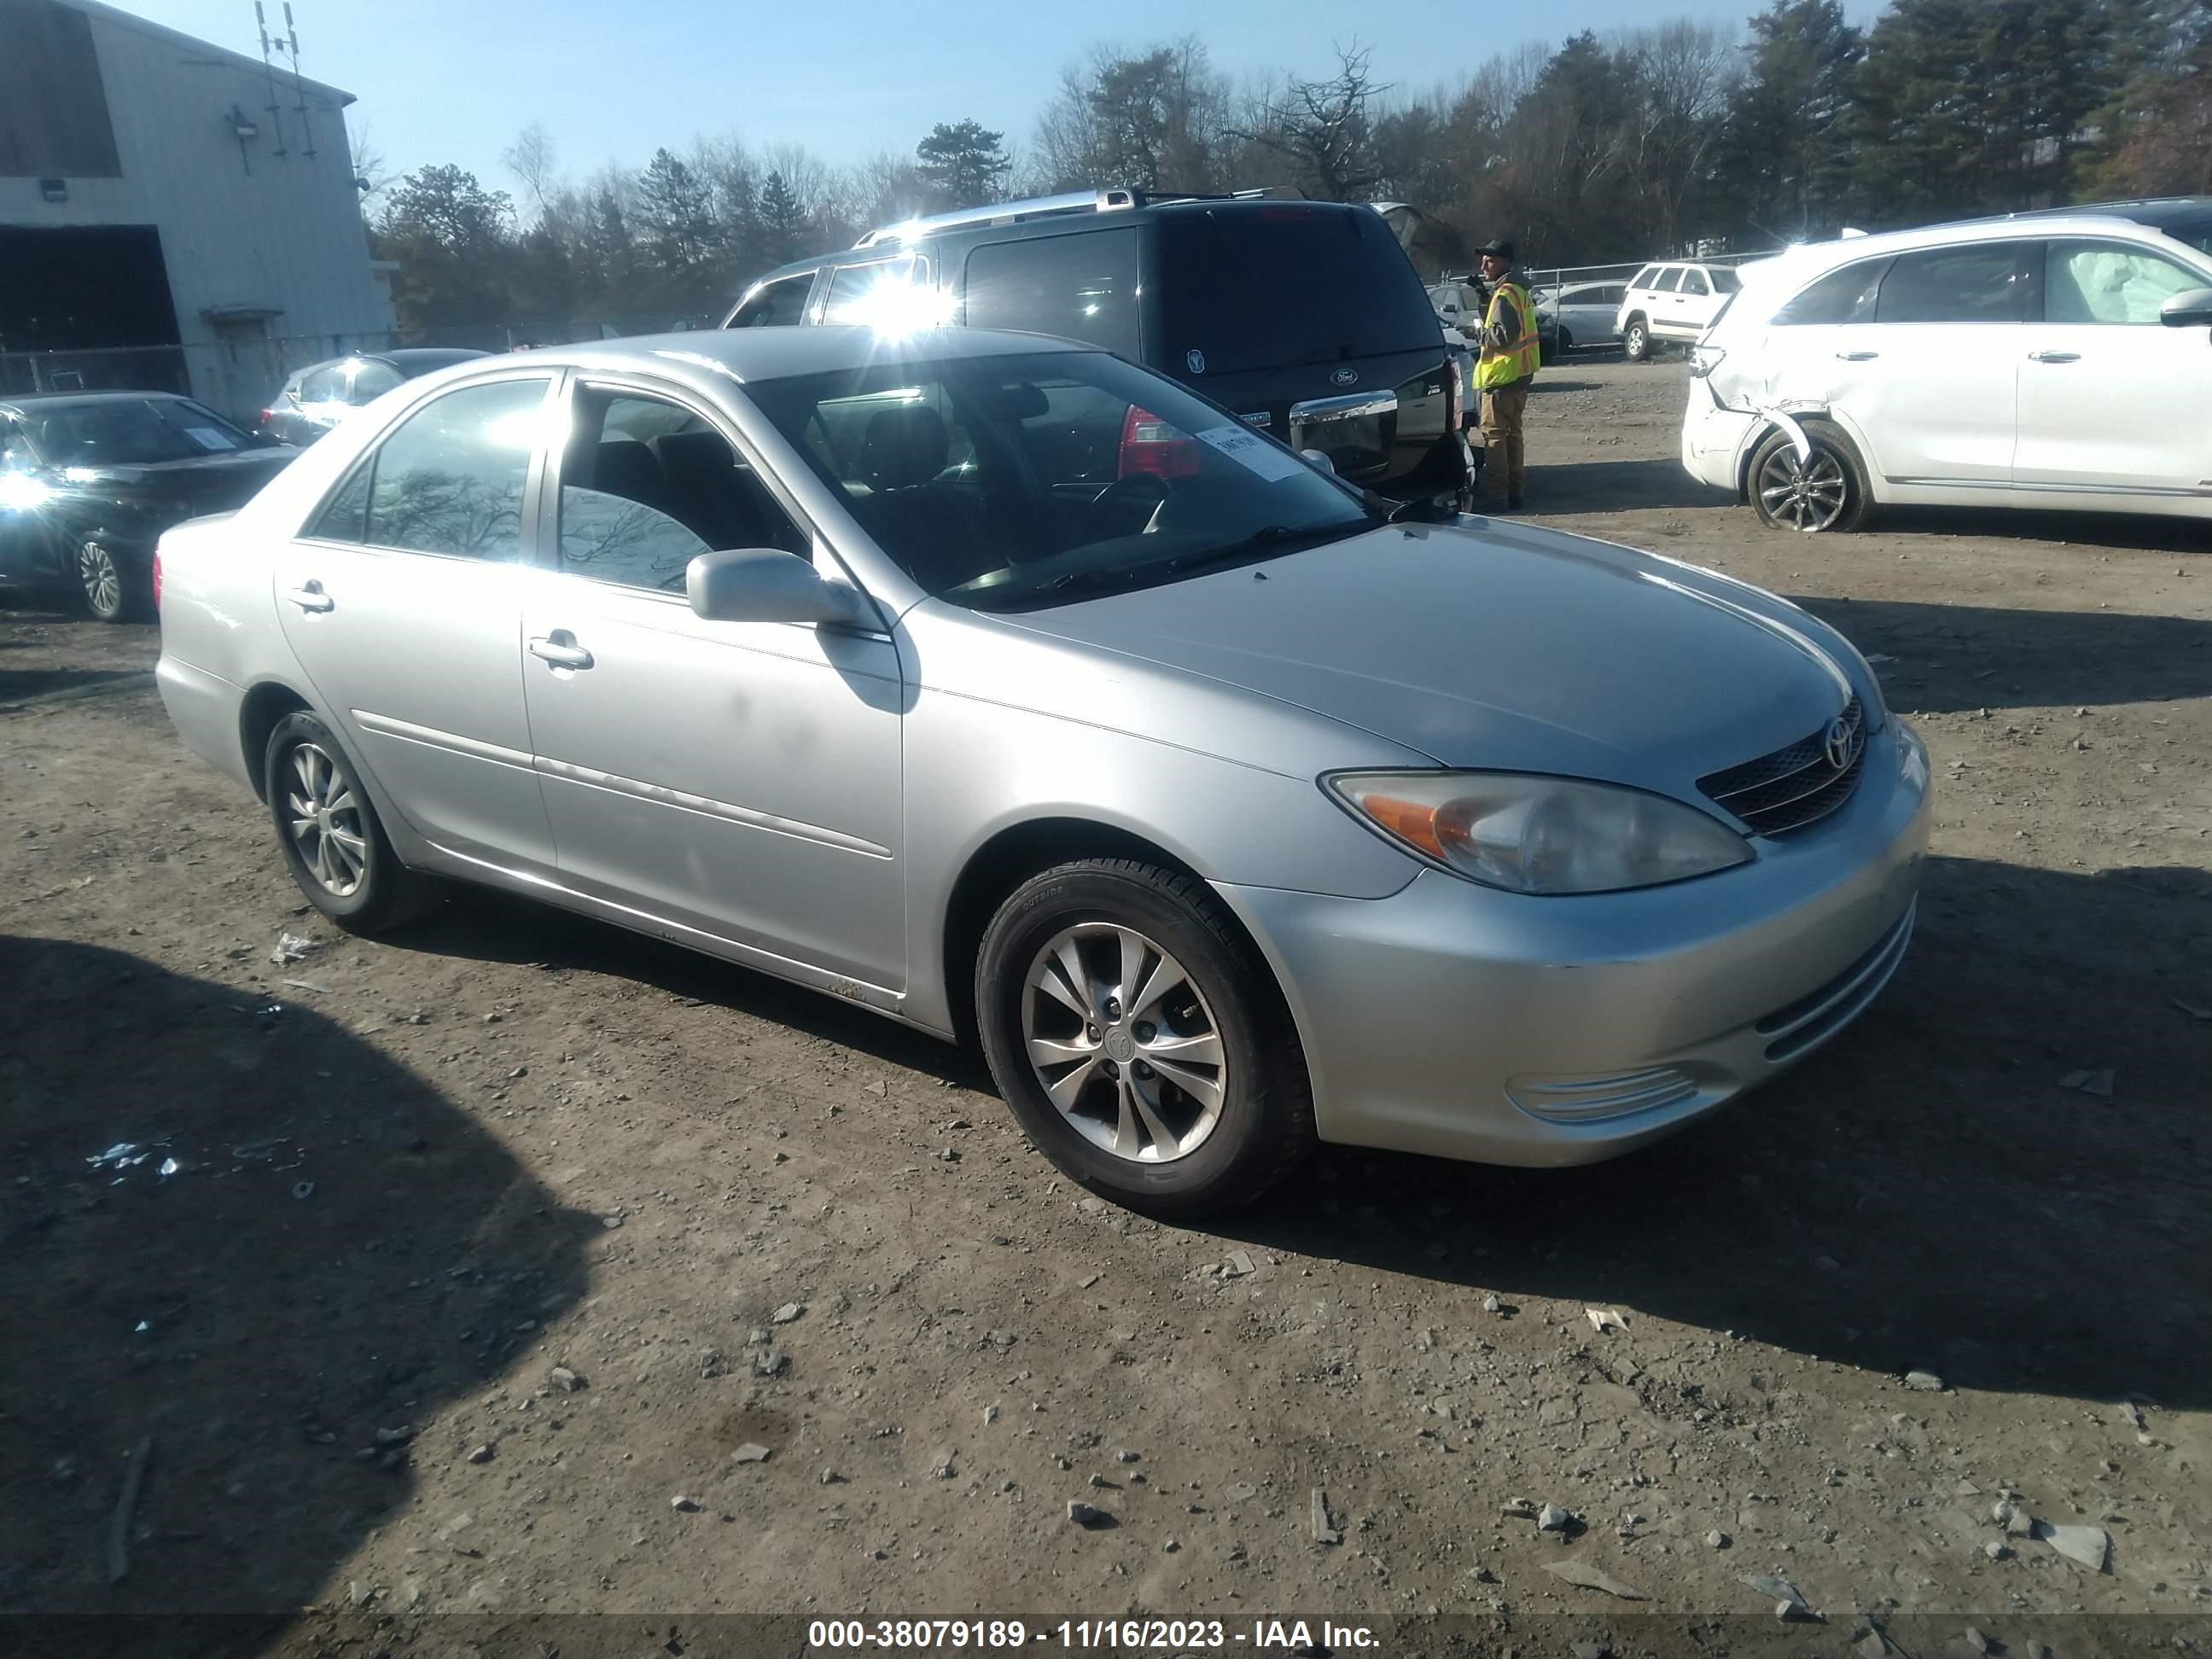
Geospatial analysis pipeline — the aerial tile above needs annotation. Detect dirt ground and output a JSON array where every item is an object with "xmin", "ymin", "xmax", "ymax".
[{"xmin": 3, "ymin": 358, "xmax": 2208, "ymax": 1650}]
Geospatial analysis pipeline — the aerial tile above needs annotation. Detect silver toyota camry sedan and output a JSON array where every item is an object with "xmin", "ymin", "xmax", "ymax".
[{"xmin": 154, "ymin": 327, "xmax": 1930, "ymax": 1215}]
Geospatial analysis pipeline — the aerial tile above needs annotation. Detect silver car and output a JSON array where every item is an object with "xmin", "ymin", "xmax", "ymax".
[{"xmin": 154, "ymin": 328, "xmax": 1930, "ymax": 1215}]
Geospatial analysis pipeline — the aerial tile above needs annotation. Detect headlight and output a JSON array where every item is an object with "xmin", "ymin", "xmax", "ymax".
[
  {"xmin": 1896, "ymin": 721, "xmax": 1929, "ymax": 792},
  {"xmin": 1327, "ymin": 771, "xmax": 1754, "ymax": 895}
]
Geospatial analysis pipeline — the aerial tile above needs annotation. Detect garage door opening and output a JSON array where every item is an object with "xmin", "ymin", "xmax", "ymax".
[{"xmin": 0, "ymin": 225, "xmax": 185, "ymax": 397}]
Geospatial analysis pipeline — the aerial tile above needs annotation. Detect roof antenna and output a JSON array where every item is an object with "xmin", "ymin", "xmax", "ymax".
[
  {"xmin": 282, "ymin": 3, "xmax": 317, "ymax": 159},
  {"xmin": 253, "ymin": 2, "xmax": 289, "ymax": 158}
]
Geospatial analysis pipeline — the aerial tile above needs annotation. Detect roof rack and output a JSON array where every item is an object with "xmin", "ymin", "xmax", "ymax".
[{"xmin": 853, "ymin": 186, "xmax": 1272, "ymax": 248}]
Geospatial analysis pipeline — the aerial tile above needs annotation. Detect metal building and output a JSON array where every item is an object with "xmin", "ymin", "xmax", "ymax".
[{"xmin": 0, "ymin": 0, "xmax": 394, "ymax": 417}]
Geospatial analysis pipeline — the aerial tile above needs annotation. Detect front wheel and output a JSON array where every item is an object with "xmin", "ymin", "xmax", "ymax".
[
  {"xmin": 77, "ymin": 538, "xmax": 143, "ymax": 622},
  {"xmin": 1622, "ymin": 318, "xmax": 1651, "ymax": 363},
  {"xmin": 1748, "ymin": 419, "xmax": 1873, "ymax": 533},
  {"xmin": 264, "ymin": 711, "xmax": 439, "ymax": 934},
  {"xmin": 975, "ymin": 860, "xmax": 1314, "ymax": 1218}
]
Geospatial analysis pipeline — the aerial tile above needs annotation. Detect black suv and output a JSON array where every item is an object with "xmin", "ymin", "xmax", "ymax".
[{"xmin": 724, "ymin": 189, "xmax": 1476, "ymax": 512}]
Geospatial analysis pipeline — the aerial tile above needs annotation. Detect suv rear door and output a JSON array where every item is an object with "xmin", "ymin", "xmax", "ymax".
[{"xmin": 1150, "ymin": 205, "xmax": 1455, "ymax": 493}]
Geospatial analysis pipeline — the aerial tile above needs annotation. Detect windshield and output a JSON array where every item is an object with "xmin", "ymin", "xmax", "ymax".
[
  {"xmin": 1155, "ymin": 207, "xmax": 1441, "ymax": 375},
  {"xmin": 22, "ymin": 398, "xmax": 259, "ymax": 467},
  {"xmin": 747, "ymin": 349, "xmax": 1377, "ymax": 612}
]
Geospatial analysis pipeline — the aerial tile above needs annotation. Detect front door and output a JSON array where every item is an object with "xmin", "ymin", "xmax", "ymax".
[
  {"xmin": 273, "ymin": 373, "xmax": 559, "ymax": 873},
  {"xmin": 519, "ymin": 378, "xmax": 906, "ymax": 992},
  {"xmin": 2013, "ymin": 237, "xmax": 2212, "ymax": 502}
]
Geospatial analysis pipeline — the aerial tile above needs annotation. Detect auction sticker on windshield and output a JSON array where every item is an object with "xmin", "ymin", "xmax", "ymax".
[{"xmin": 1193, "ymin": 425, "xmax": 1307, "ymax": 483}]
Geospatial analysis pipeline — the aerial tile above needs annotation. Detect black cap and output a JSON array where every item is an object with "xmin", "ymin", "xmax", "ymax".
[{"xmin": 1478, "ymin": 238, "xmax": 1515, "ymax": 260}]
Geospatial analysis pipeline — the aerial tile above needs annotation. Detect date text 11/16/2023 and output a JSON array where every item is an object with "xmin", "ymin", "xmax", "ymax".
[{"xmin": 806, "ymin": 1619, "xmax": 1381, "ymax": 1650}]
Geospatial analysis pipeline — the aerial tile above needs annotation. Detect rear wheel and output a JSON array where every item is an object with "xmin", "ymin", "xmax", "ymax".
[
  {"xmin": 1748, "ymin": 419, "xmax": 1873, "ymax": 533},
  {"xmin": 975, "ymin": 859, "xmax": 1313, "ymax": 1218},
  {"xmin": 1556, "ymin": 328, "xmax": 1574, "ymax": 355},
  {"xmin": 1622, "ymin": 317, "xmax": 1652, "ymax": 364},
  {"xmin": 263, "ymin": 712, "xmax": 439, "ymax": 934}
]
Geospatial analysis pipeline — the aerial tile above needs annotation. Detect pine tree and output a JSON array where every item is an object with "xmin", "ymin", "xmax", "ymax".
[
  {"xmin": 1712, "ymin": 1, "xmax": 1864, "ymax": 242},
  {"xmin": 915, "ymin": 119, "xmax": 1011, "ymax": 210},
  {"xmin": 636, "ymin": 148, "xmax": 715, "ymax": 276},
  {"xmin": 757, "ymin": 170, "xmax": 807, "ymax": 265}
]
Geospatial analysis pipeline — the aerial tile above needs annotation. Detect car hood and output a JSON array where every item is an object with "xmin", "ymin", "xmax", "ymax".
[
  {"xmin": 68, "ymin": 448, "xmax": 297, "ymax": 512},
  {"xmin": 997, "ymin": 521, "xmax": 1860, "ymax": 791}
]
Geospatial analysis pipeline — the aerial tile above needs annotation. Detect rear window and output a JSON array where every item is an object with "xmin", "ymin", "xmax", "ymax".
[{"xmin": 1155, "ymin": 207, "xmax": 1440, "ymax": 376}]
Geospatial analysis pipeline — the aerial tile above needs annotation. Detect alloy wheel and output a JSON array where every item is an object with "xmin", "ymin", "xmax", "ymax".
[
  {"xmin": 283, "ymin": 742, "xmax": 369, "ymax": 897},
  {"xmin": 1758, "ymin": 445, "xmax": 1848, "ymax": 532},
  {"xmin": 1020, "ymin": 923, "xmax": 1229, "ymax": 1163},
  {"xmin": 79, "ymin": 541, "xmax": 122, "ymax": 618}
]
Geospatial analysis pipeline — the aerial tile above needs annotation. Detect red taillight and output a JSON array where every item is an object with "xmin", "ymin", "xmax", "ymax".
[
  {"xmin": 151, "ymin": 549, "xmax": 162, "ymax": 612},
  {"xmin": 1117, "ymin": 405, "xmax": 1201, "ymax": 480},
  {"xmin": 1444, "ymin": 356, "xmax": 1463, "ymax": 430},
  {"xmin": 258, "ymin": 408, "xmax": 271, "ymax": 427}
]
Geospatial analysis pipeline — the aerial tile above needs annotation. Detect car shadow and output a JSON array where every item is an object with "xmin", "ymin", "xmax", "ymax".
[
  {"xmin": 384, "ymin": 887, "xmax": 990, "ymax": 1091},
  {"xmin": 1790, "ymin": 596, "xmax": 2212, "ymax": 713},
  {"xmin": 1871, "ymin": 504, "xmax": 2212, "ymax": 554},
  {"xmin": 1524, "ymin": 457, "xmax": 1737, "ymax": 513},
  {"xmin": 0, "ymin": 935, "xmax": 602, "ymax": 1621},
  {"xmin": 1210, "ymin": 855, "xmax": 2212, "ymax": 1411},
  {"xmin": 0, "ymin": 666, "xmax": 151, "ymax": 707}
]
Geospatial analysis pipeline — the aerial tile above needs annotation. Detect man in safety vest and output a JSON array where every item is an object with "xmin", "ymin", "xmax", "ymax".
[{"xmin": 1474, "ymin": 238, "xmax": 1539, "ymax": 511}]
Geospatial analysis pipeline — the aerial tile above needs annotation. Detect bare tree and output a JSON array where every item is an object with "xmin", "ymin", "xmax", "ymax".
[
  {"xmin": 1233, "ymin": 43, "xmax": 1394, "ymax": 201},
  {"xmin": 501, "ymin": 122, "xmax": 559, "ymax": 223},
  {"xmin": 347, "ymin": 115, "xmax": 393, "ymax": 207}
]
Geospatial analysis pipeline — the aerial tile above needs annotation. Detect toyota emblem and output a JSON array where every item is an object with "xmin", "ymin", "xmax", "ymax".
[
  {"xmin": 1823, "ymin": 716, "xmax": 1859, "ymax": 771},
  {"xmin": 1330, "ymin": 367, "xmax": 1359, "ymax": 387}
]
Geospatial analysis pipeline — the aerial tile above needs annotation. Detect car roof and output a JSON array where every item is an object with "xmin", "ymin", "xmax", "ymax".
[{"xmin": 466, "ymin": 326, "xmax": 1093, "ymax": 386}]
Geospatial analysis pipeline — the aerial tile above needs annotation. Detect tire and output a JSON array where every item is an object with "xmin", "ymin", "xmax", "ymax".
[
  {"xmin": 1747, "ymin": 418, "xmax": 1873, "ymax": 533},
  {"xmin": 263, "ymin": 711, "xmax": 439, "ymax": 934},
  {"xmin": 1556, "ymin": 328, "xmax": 1574, "ymax": 355},
  {"xmin": 975, "ymin": 859, "xmax": 1314, "ymax": 1218},
  {"xmin": 77, "ymin": 538, "xmax": 145, "ymax": 623},
  {"xmin": 1622, "ymin": 317, "xmax": 1651, "ymax": 363}
]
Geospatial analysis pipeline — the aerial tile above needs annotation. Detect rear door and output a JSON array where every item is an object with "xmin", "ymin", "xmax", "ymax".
[
  {"xmin": 1149, "ymin": 205, "xmax": 1452, "ymax": 489},
  {"xmin": 1842, "ymin": 240, "xmax": 2029, "ymax": 488},
  {"xmin": 2012, "ymin": 236, "xmax": 2212, "ymax": 502},
  {"xmin": 273, "ymin": 373, "xmax": 559, "ymax": 873}
]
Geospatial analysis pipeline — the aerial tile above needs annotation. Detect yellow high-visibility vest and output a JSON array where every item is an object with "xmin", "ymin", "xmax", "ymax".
[{"xmin": 1476, "ymin": 279, "xmax": 1540, "ymax": 389}]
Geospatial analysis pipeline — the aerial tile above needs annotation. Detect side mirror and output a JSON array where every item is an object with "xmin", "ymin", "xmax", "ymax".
[
  {"xmin": 686, "ymin": 547, "xmax": 877, "ymax": 629},
  {"xmin": 2158, "ymin": 287, "xmax": 2212, "ymax": 329},
  {"xmin": 1299, "ymin": 448, "xmax": 1336, "ymax": 477}
]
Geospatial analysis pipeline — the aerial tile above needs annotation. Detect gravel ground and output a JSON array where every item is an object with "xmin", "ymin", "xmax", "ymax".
[{"xmin": 2, "ymin": 358, "xmax": 2207, "ymax": 1648}]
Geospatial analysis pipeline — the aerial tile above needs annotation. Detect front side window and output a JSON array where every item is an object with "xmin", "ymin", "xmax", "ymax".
[
  {"xmin": 360, "ymin": 377, "xmax": 550, "ymax": 561},
  {"xmin": 1773, "ymin": 257, "xmax": 1894, "ymax": 326},
  {"xmin": 730, "ymin": 274, "xmax": 814, "ymax": 328},
  {"xmin": 1680, "ymin": 269, "xmax": 1711, "ymax": 296},
  {"xmin": 1877, "ymin": 242, "xmax": 2028, "ymax": 324},
  {"xmin": 748, "ymin": 348, "xmax": 1377, "ymax": 611},
  {"xmin": 1709, "ymin": 268, "xmax": 1741, "ymax": 294},
  {"xmin": 2045, "ymin": 240, "xmax": 2208, "ymax": 324},
  {"xmin": 963, "ymin": 230, "xmax": 1142, "ymax": 358},
  {"xmin": 556, "ymin": 387, "xmax": 806, "ymax": 591}
]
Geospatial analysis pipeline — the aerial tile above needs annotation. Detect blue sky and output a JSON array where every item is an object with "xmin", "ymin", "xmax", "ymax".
[{"xmin": 114, "ymin": 0, "xmax": 1839, "ymax": 196}]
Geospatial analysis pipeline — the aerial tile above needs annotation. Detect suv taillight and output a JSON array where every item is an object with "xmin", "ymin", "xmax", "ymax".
[
  {"xmin": 258, "ymin": 408, "xmax": 272, "ymax": 427},
  {"xmin": 151, "ymin": 549, "xmax": 162, "ymax": 613},
  {"xmin": 1118, "ymin": 405, "xmax": 1201, "ymax": 479},
  {"xmin": 1444, "ymin": 355, "xmax": 1464, "ymax": 430}
]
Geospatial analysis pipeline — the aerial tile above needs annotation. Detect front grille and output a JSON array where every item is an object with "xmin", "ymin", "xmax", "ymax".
[{"xmin": 1699, "ymin": 696, "xmax": 1866, "ymax": 836}]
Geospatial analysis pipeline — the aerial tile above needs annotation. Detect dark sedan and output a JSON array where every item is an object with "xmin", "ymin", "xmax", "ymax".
[
  {"xmin": 0, "ymin": 393, "xmax": 297, "ymax": 620},
  {"xmin": 262, "ymin": 349, "xmax": 490, "ymax": 446}
]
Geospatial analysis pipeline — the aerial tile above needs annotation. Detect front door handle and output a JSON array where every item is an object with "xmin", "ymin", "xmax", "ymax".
[
  {"xmin": 1835, "ymin": 350, "xmax": 1881, "ymax": 361},
  {"xmin": 2027, "ymin": 350, "xmax": 2081, "ymax": 364},
  {"xmin": 528, "ymin": 633, "xmax": 594, "ymax": 671},
  {"xmin": 285, "ymin": 581, "xmax": 334, "ymax": 613}
]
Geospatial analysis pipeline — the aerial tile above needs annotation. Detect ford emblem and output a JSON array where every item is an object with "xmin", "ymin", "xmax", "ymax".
[
  {"xmin": 1330, "ymin": 367, "xmax": 1359, "ymax": 387},
  {"xmin": 1185, "ymin": 348, "xmax": 1206, "ymax": 375}
]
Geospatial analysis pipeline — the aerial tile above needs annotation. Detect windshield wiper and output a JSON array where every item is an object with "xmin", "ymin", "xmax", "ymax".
[{"xmin": 1161, "ymin": 519, "xmax": 1370, "ymax": 576}]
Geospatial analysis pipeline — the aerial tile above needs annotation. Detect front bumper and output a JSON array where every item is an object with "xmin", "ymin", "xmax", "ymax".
[
  {"xmin": 1680, "ymin": 381, "xmax": 1759, "ymax": 496},
  {"xmin": 1219, "ymin": 722, "xmax": 1930, "ymax": 1167}
]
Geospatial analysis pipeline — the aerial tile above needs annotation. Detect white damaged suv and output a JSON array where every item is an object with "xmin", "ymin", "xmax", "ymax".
[{"xmin": 1680, "ymin": 199, "xmax": 2212, "ymax": 532}]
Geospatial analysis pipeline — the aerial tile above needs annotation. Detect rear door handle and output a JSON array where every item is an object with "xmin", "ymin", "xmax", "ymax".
[
  {"xmin": 1835, "ymin": 350, "xmax": 1880, "ymax": 361},
  {"xmin": 528, "ymin": 633, "xmax": 594, "ymax": 671},
  {"xmin": 2028, "ymin": 351, "xmax": 2081, "ymax": 364},
  {"xmin": 285, "ymin": 581, "xmax": 334, "ymax": 613}
]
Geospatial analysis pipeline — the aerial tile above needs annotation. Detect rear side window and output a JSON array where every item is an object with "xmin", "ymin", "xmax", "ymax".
[
  {"xmin": 1773, "ymin": 258, "xmax": 1894, "ymax": 325},
  {"xmin": 1155, "ymin": 207, "xmax": 1439, "ymax": 376},
  {"xmin": 963, "ymin": 230, "xmax": 1141, "ymax": 357},
  {"xmin": 731, "ymin": 273, "xmax": 814, "ymax": 328},
  {"xmin": 361, "ymin": 378, "xmax": 550, "ymax": 561},
  {"xmin": 821, "ymin": 255, "xmax": 930, "ymax": 326},
  {"xmin": 1652, "ymin": 268, "xmax": 1684, "ymax": 293},
  {"xmin": 1629, "ymin": 265, "xmax": 1659, "ymax": 290},
  {"xmin": 1593, "ymin": 285, "xmax": 1624, "ymax": 306},
  {"xmin": 2045, "ymin": 240, "xmax": 2207, "ymax": 324},
  {"xmin": 299, "ymin": 365, "xmax": 345, "ymax": 402},
  {"xmin": 1876, "ymin": 242, "xmax": 2028, "ymax": 323},
  {"xmin": 351, "ymin": 361, "xmax": 404, "ymax": 402}
]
